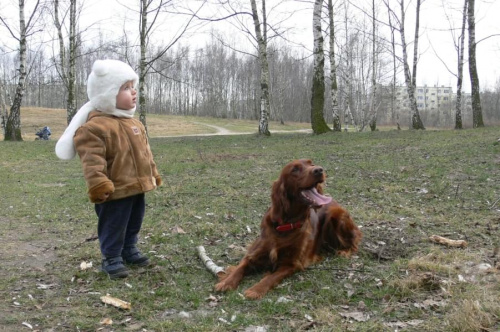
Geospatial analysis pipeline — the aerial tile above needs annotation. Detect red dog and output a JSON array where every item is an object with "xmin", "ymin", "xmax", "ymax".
[{"xmin": 215, "ymin": 159, "xmax": 362, "ymax": 299}]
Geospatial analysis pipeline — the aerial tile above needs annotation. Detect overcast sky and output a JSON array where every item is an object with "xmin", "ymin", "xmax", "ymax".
[{"xmin": 1, "ymin": 0, "xmax": 499, "ymax": 93}]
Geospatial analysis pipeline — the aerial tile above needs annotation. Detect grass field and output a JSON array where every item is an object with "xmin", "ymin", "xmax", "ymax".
[{"xmin": 0, "ymin": 109, "xmax": 499, "ymax": 331}]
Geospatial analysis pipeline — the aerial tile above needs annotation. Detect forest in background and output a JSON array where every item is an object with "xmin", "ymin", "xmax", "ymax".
[{"xmin": 1, "ymin": 0, "xmax": 499, "ymax": 134}]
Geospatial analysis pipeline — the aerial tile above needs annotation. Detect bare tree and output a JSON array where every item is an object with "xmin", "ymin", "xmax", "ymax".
[
  {"xmin": 455, "ymin": 0, "xmax": 467, "ymax": 129},
  {"xmin": 137, "ymin": 0, "xmax": 201, "ymax": 132},
  {"xmin": 53, "ymin": 0, "xmax": 78, "ymax": 124},
  {"xmin": 250, "ymin": 0, "xmax": 271, "ymax": 135},
  {"xmin": 467, "ymin": 0, "xmax": 484, "ymax": 128},
  {"xmin": 386, "ymin": 1, "xmax": 400, "ymax": 129},
  {"xmin": 0, "ymin": 79, "xmax": 8, "ymax": 135},
  {"xmin": 396, "ymin": 0, "xmax": 425, "ymax": 129},
  {"xmin": 368, "ymin": 0, "xmax": 378, "ymax": 131},
  {"xmin": 327, "ymin": 0, "xmax": 341, "ymax": 132},
  {"xmin": 311, "ymin": 0, "xmax": 331, "ymax": 134},
  {"xmin": 341, "ymin": 1, "xmax": 355, "ymax": 130},
  {"xmin": 0, "ymin": 0, "xmax": 43, "ymax": 141}
]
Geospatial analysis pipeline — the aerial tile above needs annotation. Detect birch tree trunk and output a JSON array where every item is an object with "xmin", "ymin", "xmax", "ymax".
[
  {"xmin": 399, "ymin": 0, "xmax": 425, "ymax": 130},
  {"xmin": 387, "ymin": 4, "xmax": 400, "ymax": 129},
  {"xmin": 368, "ymin": 0, "xmax": 377, "ymax": 131},
  {"xmin": 455, "ymin": 0, "xmax": 467, "ymax": 129},
  {"xmin": 54, "ymin": 0, "xmax": 77, "ymax": 124},
  {"xmin": 250, "ymin": 0, "xmax": 271, "ymax": 136},
  {"xmin": 327, "ymin": 0, "xmax": 341, "ymax": 132},
  {"xmin": 67, "ymin": 0, "xmax": 77, "ymax": 122},
  {"xmin": 467, "ymin": 0, "xmax": 484, "ymax": 128},
  {"xmin": 0, "ymin": 80, "xmax": 7, "ymax": 136},
  {"xmin": 139, "ymin": 0, "xmax": 148, "ymax": 132},
  {"xmin": 311, "ymin": 0, "xmax": 331, "ymax": 134},
  {"xmin": 343, "ymin": 1, "xmax": 355, "ymax": 130},
  {"xmin": 4, "ymin": 0, "xmax": 38, "ymax": 141}
]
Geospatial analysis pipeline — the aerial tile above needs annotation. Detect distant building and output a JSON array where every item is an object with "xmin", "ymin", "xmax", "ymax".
[
  {"xmin": 385, "ymin": 85, "xmax": 472, "ymax": 127},
  {"xmin": 395, "ymin": 85, "xmax": 453, "ymax": 110}
]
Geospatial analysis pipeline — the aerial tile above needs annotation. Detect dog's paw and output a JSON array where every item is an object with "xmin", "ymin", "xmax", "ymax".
[
  {"xmin": 244, "ymin": 288, "xmax": 265, "ymax": 300},
  {"xmin": 336, "ymin": 249, "xmax": 354, "ymax": 258},
  {"xmin": 214, "ymin": 280, "xmax": 237, "ymax": 292}
]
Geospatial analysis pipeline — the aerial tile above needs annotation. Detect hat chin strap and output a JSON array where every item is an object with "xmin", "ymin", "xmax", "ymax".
[{"xmin": 104, "ymin": 107, "xmax": 136, "ymax": 118}]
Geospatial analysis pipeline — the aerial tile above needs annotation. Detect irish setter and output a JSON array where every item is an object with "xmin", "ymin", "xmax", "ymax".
[{"xmin": 215, "ymin": 159, "xmax": 362, "ymax": 299}]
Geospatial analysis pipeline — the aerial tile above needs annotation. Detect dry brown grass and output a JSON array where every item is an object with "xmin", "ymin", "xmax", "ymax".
[
  {"xmin": 446, "ymin": 298, "xmax": 497, "ymax": 331},
  {"xmin": 9, "ymin": 107, "xmax": 218, "ymax": 140},
  {"xmin": 5, "ymin": 107, "xmax": 311, "ymax": 140}
]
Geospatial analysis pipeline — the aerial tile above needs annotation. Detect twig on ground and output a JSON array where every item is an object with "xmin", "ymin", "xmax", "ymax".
[
  {"xmin": 197, "ymin": 245, "xmax": 226, "ymax": 278},
  {"xmin": 489, "ymin": 197, "xmax": 500, "ymax": 210},
  {"xmin": 429, "ymin": 235, "xmax": 467, "ymax": 248}
]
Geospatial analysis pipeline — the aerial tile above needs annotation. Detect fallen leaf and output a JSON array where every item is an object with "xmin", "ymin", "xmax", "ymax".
[
  {"xmin": 340, "ymin": 311, "xmax": 370, "ymax": 322},
  {"xmin": 100, "ymin": 318, "xmax": 113, "ymax": 325},
  {"xmin": 36, "ymin": 283, "xmax": 57, "ymax": 290},
  {"xmin": 172, "ymin": 225, "xmax": 186, "ymax": 234},
  {"xmin": 276, "ymin": 296, "xmax": 293, "ymax": 304},
  {"xmin": 80, "ymin": 261, "xmax": 93, "ymax": 270},
  {"xmin": 22, "ymin": 322, "xmax": 33, "ymax": 329}
]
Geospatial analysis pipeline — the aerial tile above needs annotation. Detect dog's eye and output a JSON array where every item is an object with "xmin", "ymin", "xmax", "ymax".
[{"xmin": 292, "ymin": 166, "xmax": 301, "ymax": 173}]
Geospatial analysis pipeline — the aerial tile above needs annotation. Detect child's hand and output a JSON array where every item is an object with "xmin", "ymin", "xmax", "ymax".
[
  {"xmin": 98, "ymin": 192, "xmax": 111, "ymax": 201},
  {"xmin": 89, "ymin": 181, "xmax": 115, "ymax": 203},
  {"xmin": 155, "ymin": 176, "xmax": 162, "ymax": 187}
]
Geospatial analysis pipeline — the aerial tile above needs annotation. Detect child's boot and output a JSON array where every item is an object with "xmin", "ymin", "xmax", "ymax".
[
  {"xmin": 122, "ymin": 245, "xmax": 150, "ymax": 267},
  {"xmin": 102, "ymin": 256, "xmax": 129, "ymax": 279}
]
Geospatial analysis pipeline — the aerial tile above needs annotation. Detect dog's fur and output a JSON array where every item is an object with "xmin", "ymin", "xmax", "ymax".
[{"xmin": 215, "ymin": 159, "xmax": 362, "ymax": 299}]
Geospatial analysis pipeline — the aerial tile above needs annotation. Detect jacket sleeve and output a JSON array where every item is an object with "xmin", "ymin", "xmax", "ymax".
[{"xmin": 74, "ymin": 126, "xmax": 115, "ymax": 202}]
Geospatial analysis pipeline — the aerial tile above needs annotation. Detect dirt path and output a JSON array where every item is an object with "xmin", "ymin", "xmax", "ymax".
[{"xmin": 155, "ymin": 122, "xmax": 312, "ymax": 138}]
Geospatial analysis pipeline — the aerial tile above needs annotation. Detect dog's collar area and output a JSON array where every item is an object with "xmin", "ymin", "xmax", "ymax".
[{"xmin": 275, "ymin": 221, "xmax": 304, "ymax": 232}]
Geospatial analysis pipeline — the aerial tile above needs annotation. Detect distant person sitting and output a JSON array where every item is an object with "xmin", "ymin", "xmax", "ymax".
[{"xmin": 35, "ymin": 126, "xmax": 51, "ymax": 140}]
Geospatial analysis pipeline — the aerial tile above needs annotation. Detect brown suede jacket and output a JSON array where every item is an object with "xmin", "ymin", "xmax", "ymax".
[{"xmin": 74, "ymin": 111, "xmax": 161, "ymax": 203}]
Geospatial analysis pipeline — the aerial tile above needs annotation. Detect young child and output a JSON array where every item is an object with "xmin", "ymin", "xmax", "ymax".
[{"xmin": 56, "ymin": 59, "xmax": 162, "ymax": 279}]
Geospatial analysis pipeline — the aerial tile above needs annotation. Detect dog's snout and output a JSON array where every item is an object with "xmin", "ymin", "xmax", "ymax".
[{"xmin": 313, "ymin": 167, "xmax": 324, "ymax": 176}]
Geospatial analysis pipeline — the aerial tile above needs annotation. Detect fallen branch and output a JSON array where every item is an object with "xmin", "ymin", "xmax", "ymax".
[
  {"xmin": 429, "ymin": 235, "xmax": 467, "ymax": 248},
  {"xmin": 101, "ymin": 294, "xmax": 131, "ymax": 310},
  {"xmin": 197, "ymin": 245, "xmax": 225, "ymax": 278}
]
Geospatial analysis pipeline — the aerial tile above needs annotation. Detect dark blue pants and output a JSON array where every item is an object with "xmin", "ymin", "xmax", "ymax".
[{"xmin": 95, "ymin": 194, "xmax": 145, "ymax": 258}]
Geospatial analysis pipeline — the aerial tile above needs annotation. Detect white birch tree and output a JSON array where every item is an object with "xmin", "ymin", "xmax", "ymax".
[
  {"xmin": 368, "ymin": 0, "xmax": 378, "ymax": 131},
  {"xmin": 455, "ymin": 0, "xmax": 467, "ymax": 129},
  {"xmin": 467, "ymin": 0, "xmax": 484, "ymax": 127},
  {"xmin": 392, "ymin": 0, "xmax": 425, "ymax": 129},
  {"xmin": 311, "ymin": 0, "xmax": 331, "ymax": 134},
  {"xmin": 0, "ymin": 0, "xmax": 44, "ymax": 141},
  {"xmin": 53, "ymin": 0, "xmax": 78, "ymax": 124},
  {"xmin": 327, "ymin": 0, "xmax": 341, "ymax": 131},
  {"xmin": 249, "ymin": 0, "xmax": 271, "ymax": 135}
]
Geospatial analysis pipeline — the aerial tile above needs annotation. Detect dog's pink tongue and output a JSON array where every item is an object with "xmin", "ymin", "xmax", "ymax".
[{"xmin": 302, "ymin": 188, "xmax": 332, "ymax": 206}]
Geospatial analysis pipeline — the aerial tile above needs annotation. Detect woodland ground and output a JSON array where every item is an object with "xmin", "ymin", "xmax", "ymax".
[{"xmin": 0, "ymin": 108, "xmax": 499, "ymax": 331}]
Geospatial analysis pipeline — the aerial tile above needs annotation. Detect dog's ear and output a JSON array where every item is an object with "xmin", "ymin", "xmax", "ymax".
[{"xmin": 270, "ymin": 178, "xmax": 289, "ymax": 222}]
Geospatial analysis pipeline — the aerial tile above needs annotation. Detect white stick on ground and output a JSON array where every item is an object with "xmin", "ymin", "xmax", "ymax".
[{"xmin": 197, "ymin": 245, "xmax": 226, "ymax": 277}]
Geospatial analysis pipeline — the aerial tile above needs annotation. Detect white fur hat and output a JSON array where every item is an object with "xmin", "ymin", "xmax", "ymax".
[
  {"xmin": 87, "ymin": 59, "xmax": 139, "ymax": 112},
  {"xmin": 55, "ymin": 59, "xmax": 138, "ymax": 160}
]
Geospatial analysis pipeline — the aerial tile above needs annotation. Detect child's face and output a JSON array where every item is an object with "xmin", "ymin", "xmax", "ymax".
[{"xmin": 116, "ymin": 80, "xmax": 137, "ymax": 110}]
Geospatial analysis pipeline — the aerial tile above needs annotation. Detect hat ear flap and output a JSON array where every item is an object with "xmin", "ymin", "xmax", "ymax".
[{"xmin": 55, "ymin": 101, "xmax": 94, "ymax": 160}]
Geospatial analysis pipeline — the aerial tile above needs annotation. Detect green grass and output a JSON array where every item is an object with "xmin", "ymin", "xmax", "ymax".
[{"xmin": 1, "ymin": 126, "xmax": 499, "ymax": 331}]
